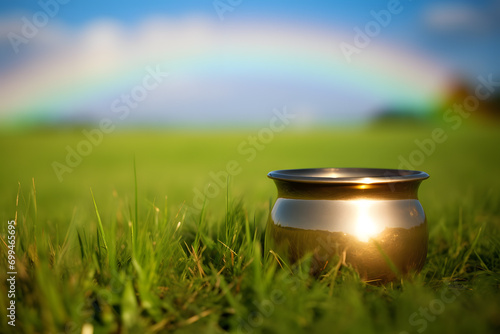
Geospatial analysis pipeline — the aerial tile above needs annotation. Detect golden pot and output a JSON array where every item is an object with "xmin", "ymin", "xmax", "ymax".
[{"xmin": 266, "ymin": 168, "xmax": 429, "ymax": 283}]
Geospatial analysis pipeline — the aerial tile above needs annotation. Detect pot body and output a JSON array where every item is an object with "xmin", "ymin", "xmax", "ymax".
[{"xmin": 266, "ymin": 168, "xmax": 429, "ymax": 282}]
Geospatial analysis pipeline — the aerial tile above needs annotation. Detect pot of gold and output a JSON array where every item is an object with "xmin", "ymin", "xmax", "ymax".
[{"xmin": 266, "ymin": 168, "xmax": 429, "ymax": 283}]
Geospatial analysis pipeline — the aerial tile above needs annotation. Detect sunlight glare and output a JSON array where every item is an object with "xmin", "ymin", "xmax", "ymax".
[{"xmin": 355, "ymin": 200, "xmax": 383, "ymax": 242}]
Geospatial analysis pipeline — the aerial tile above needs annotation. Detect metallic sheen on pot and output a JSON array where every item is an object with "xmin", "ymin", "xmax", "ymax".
[{"xmin": 266, "ymin": 168, "xmax": 429, "ymax": 283}]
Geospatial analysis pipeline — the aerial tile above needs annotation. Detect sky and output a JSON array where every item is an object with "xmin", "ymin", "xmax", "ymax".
[{"xmin": 0, "ymin": 0, "xmax": 499, "ymax": 126}]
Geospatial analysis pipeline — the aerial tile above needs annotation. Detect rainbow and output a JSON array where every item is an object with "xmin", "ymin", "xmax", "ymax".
[{"xmin": 0, "ymin": 19, "xmax": 452, "ymax": 124}]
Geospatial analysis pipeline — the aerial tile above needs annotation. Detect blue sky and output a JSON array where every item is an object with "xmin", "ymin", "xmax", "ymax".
[
  {"xmin": 0, "ymin": 1, "xmax": 383, "ymax": 26},
  {"xmin": 1, "ymin": 0, "xmax": 494, "ymax": 28},
  {"xmin": 0, "ymin": 0, "xmax": 499, "ymax": 125}
]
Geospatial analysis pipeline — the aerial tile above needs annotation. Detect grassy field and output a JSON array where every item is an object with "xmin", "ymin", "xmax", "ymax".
[{"xmin": 0, "ymin": 123, "xmax": 499, "ymax": 333}]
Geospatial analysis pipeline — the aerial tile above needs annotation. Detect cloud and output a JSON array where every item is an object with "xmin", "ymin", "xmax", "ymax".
[{"xmin": 422, "ymin": 2, "xmax": 499, "ymax": 33}]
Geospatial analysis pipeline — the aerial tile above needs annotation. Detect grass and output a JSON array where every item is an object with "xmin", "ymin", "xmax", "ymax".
[{"xmin": 0, "ymin": 123, "xmax": 500, "ymax": 333}]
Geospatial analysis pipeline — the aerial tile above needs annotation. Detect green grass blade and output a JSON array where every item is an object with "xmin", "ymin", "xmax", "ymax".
[
  {"xmin": 90, "ymin": 187, "xmax": 108, "ymax": 251},
  {"xmin": 458, "ymin": 225, "xmax": 483, "ymax": 275},
  {"xmin": 134, "ymin": 157, "xmax": 139, "ymax": 248},
  {"xmin": 76, "ymin": 229, "xmax": 85, "ymax": 259}
]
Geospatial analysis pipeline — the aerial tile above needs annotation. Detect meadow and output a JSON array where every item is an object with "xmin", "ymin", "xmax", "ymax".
[{"xmin": 0, "ymin": 122, "xmax": 499, "ymax": 333}]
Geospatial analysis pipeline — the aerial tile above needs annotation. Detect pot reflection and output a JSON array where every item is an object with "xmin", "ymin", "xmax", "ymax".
[
  {"xmin": 355, "ymin": 200, "xmax": 384, "ymax": 242},
  {"xmin": 266, "ymin": 168, "xmax": 429, "ymax": 283}
]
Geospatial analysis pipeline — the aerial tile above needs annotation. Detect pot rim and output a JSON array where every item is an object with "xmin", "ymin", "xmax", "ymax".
[{"xmin": 267, "ymin": 167, "xmax": 429, "ymax": 184}]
